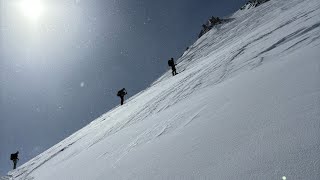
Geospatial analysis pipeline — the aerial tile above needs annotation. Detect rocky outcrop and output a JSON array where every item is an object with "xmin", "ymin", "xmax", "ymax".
[{"xmin": 240, "ymin": 0, "xmax": 271, "ymax": 10}]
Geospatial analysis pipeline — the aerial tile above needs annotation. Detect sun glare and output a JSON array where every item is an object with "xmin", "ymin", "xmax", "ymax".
[{"xmin": 20, "ymin": 0, "xmax": 44, "ymax": 21}]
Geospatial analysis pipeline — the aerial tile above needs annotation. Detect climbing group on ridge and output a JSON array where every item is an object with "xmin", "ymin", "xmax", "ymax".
[
  {"xmin": 116, "ymin": 57, "xmax": 178, "ymax": 106},
  {"xmin": 116, "ymin": 0, "xmax": 272, "ymax": 106},
  {"xmin": 116, "ymin": 14, "xmax": 226, "ymax": 106},
  {"xmin": 6, "ymin": 1, "xmax": 273, "ymax": 172}
]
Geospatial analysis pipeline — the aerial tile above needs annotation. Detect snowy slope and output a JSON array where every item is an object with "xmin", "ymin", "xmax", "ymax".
[
  {"xmin": 240, "ymin": 0, "xmax": 271, "ymax": 10},
  {"xmin": 3, "ymin": 0, "xmax": 320, "ymax": 179}
]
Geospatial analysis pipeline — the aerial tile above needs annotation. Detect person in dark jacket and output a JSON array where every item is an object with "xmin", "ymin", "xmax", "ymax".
[
  {"xmin": 168, "ymin": 58, "xmax": 177, "ymax": 76},
  {"xmin": 117, "ymin": 88, "xmax": 127, "ymax": 105},
  {"xmin": 10, "ymin": 151, "xmax": 19, "ymax": 169}
]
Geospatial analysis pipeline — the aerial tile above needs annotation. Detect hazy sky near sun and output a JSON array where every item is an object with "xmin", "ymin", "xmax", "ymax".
[{"xmin": 0, "ymin": 0, "xmax": 247, "ymax": 175}]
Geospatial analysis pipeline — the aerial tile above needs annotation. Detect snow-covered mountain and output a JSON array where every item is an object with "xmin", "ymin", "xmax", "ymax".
[{"xmin": 3, "ymin": 0, "xmax": 320, "ymax": 179}]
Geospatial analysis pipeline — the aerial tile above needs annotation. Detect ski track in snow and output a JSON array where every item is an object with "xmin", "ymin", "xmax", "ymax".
[{"xmin": 2, "ymin": 0, "xmax": 320, "ymax": 179}]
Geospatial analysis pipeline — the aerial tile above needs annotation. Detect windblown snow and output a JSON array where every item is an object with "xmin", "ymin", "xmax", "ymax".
[{"xmin": 3, "ymin": 0, "xmax": 320, "ymax": 179}]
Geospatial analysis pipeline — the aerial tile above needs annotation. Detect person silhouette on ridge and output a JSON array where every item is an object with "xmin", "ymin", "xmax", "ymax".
[
  {"xmin": 117, "ymin": 88, "xmax": 127, "ymax": 105},
  {"xmin": 168, "ymin": 57, "xmax": 177, "ymax": 76},
  {"xmin": 10, "ymin": 151, "xmax": 19, "ymax": 170}
]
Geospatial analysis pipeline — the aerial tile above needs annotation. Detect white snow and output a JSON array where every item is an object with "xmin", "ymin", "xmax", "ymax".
[{"xmin": 3, "ymin": 0, "xmax": 320, "ymax": 179}]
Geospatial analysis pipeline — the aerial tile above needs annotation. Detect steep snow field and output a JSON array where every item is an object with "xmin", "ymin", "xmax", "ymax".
[{"xmin": 3, "ymin": 0, "xmax": 320, "ymax": 179}]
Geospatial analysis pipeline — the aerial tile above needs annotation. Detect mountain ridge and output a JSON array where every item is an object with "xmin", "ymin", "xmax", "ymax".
[{"xmin": 3, "ymin": 0, "xmax": 320, "ymax": 179}]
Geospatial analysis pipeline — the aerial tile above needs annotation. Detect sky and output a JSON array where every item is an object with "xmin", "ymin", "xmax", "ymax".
[{"xmin": 0, "ymin": 0, "xmax": 247, "ymax": 175}]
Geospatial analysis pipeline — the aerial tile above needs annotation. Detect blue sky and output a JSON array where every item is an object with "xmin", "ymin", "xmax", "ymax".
[{"xmin": 0, "ymin": 0, "xmax": 247, "ymax": 175}]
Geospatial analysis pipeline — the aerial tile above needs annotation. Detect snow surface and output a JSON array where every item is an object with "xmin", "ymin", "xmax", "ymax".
[{"xmin": 2, "ymin": 0, "xmax": 320, "ymax": 179}]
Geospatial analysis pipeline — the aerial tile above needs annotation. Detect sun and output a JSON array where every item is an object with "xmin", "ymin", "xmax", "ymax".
[{"xmin": 19, "ymin": 0, "xmax": 44, "ymax": 21}]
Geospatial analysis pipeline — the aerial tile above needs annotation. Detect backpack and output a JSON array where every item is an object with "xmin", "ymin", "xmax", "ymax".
[
  {"xmin": 168, "ymin": 59, "xmax": 174, "ymax": 66},
  {"xmin": 10, "ymin": 152, "xmax": 18, "ymax": 160},
  {"xmin": 10, "ymin": 154, "xmax": 14, "ymax": 160},
  {"xmin": 117, "ymin": 89, "xmax": 126, "ymax": 97}
]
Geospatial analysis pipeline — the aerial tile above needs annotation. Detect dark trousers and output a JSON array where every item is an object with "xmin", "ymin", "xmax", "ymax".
[
  {"xmin": 120, "ymin": 96, "xmax": 124, "ymax": 105},
  {"xmin": 171, "ymin": 66, "xmax": 177, "ymax": 76},
  {"xmin": 13, "ymin": 159, "xmax": 18, "ymax": 169}
]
